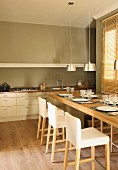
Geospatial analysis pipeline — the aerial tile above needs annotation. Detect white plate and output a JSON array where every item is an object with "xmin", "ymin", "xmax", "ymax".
[
  {"xmin": 84, "ymin": 94, "xmax": 98, "ymax": 98},
  {"xmin": 58, "ymin": 94, "xmax": 70, "ymax": 97},
  {"xmin": 72, "ymin": 98, "xmax": 89, "ymax": 102},
  {"xmin": 96, "ymin": 106, "xmax": 118, "ymax": 112},
  {"xmin": 108, "ymin": 101, "xmax": 118, "ymax": 105}
]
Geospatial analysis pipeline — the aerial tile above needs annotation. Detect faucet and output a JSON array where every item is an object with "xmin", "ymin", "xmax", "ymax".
[{"xmin": 56, "ymin": 79, "xmax": 63, "ymax": 89}]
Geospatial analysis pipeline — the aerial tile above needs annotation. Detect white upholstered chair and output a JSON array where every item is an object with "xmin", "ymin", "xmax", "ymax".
[
  {"xmin": 37, "ymin": 97, "xmax": 48, "ymax": 145},
  {"xmin": 92, "ymin": 117, "xmax": 118, "ymax": 152},
  {"xmin": 46, "ymin": 102, "xmax": 66, "ymax": 162},
  {"xmin": 64, "ymin": 112, "xmax": 110, "ymax": 170}
]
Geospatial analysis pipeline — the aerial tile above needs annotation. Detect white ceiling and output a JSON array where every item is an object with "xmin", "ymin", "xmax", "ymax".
[{"xmin": 0, "ymin": 0, "xmax": 118, "ymax": 28}]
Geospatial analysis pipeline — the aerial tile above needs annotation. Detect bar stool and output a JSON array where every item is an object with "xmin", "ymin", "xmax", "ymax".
[
  {"xmin": 92, "ymin": 117, "xmax": 118, "ymax": 152},
  {"xmin": 110, "ymin": 125, "xmax": 118, "ymax": 152},
  {"xmin": 46, "ymin": 102, "xmax": 66, "ymax": 162},
  {"xmin": 37, "ymin": 97, "xmax": 48, "ymax": 145},
  {"xmin": 64, "ymin": 112, "xmax": 110, "ymax": 170}
]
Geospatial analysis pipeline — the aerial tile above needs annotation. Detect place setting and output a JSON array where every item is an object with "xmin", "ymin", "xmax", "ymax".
[
  {"xmin": 96, "ymin": 94, "xmax": 118, "ymax": 115},
  {"xmin": 58, "ymin": 87, "xmax": 75, "ymax": 99},
  {"xmin": 72, "ymin": 89, "xmax": 98, "ymax": 104}
]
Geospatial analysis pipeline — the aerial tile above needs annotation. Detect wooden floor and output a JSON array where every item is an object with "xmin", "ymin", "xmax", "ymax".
[{"xmin": 0, "ymin": 119, "xmax": 118, "ymax": 170}]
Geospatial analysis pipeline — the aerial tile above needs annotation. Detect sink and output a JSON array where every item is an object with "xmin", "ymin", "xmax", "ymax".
[
  {"xmin": 52, "ymin": 87, "xmax": 66, "ymax": 90},
  {"xmin": 52, "ymin": 87, "xmax": 62, "ymax": 90}
]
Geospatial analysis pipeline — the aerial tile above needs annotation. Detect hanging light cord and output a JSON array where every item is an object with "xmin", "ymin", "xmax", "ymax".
[
  {"xmin": 68, "ymin": 2, "xmax": 74, "ymax": 65},
  {"xmin": 88, "ymin": 1, "xmax": 91, "ymax": 63}
]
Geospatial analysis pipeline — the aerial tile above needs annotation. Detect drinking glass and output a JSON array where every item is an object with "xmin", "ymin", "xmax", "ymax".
[
  {"xmin": 86, "ymin": 89, "xmax": 92, "ymax": 100},
  {"xmin": 70, "ymin": 87, "xmax": 74, "ymax": 96},
  {"xmin": 80, "ymin": 90, "xmax": 86, "ymax": 98},
  {"xmin": 111, "ymin": 94, "xmax": 118, "ymax": 106},
  {"xmin": 66, "ymin": 87, "xmax": 70, "ymax": 93},
  {"xmin": 102, "ymin": 94, "xmax": 109, "ymax": 105}
]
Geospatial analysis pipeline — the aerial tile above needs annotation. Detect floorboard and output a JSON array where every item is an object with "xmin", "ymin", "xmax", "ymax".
[{"xmin": 0, "ymin": 119, "xmax": 118, "ymax": 170}]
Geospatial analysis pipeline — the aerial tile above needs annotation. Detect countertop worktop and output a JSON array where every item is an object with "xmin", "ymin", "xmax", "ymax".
[{"xmin": 1, "ymin": 85, "xmax": 96, "ymax": 93}]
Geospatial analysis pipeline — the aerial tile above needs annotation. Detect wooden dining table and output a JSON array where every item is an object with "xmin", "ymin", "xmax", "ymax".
[{"xmin": 48, "ymin": 92, "xmax": 118, "ymax": 128}]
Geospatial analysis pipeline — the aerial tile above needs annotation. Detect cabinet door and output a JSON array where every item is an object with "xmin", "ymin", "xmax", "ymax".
[
  {"xmin": 36, "ymin": 92, "xmax": 48, "ymax": 99},
  {"xmin": 28, "ymin": 97, "xmax": 38, "ymax": 105},
  {"xmin": 0, "ymin": 93, "xmax": 16, "ymax": 98},
  {"xmin": 17, "ymin": 105, "xmax": 38, "ymax": 116},
  {"xmin": 17, "ymin": 97, "xmax": 29, "ymax": 105},
  {"xmin": 17, "ymin": 106, "xmax": 28, "ymax": 116},
  {"xmin": 0, "ymin": 98, "xmax": 16, "ymax": 106},
  {"xmin": 28, "ymin": 105, "xmax": 39, "ymax": 115},
  {"xmin": 0, "ymin": 106, "xmax": 16, "ymax": 117},
  {"xmin": 16, "ymin": 93, "xmax": 36, "ymax": 97}
]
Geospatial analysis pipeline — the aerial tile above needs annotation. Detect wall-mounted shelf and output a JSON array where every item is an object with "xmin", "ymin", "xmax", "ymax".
[{"xmin": 0, "ymin": 63, "xmax": 84, "ymax": 68}]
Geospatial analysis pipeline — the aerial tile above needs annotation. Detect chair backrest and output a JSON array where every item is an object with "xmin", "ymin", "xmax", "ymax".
[
  {"xmin": 47, "ymin": 102, "xmax": 58, "ymax": 127},
  {"xmin": 38, "ymin": 97, "xmax": 47, "ymax": 118},
  {"xmin": 65, "ymin": 112, "xmax": 81, "ymax": 147}
]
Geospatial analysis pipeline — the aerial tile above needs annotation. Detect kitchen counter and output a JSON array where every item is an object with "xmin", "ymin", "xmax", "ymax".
[{"xmin": 6, "ymin": 85, "xmax": 96, "ymax": 93}]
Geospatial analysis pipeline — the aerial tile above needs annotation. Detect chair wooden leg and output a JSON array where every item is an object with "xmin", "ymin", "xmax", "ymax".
[
  {"xmin": 51, "ymin": 128, "xmax": 57, "ymax": 162},
  {"xmin": 91, "ymin": 146, "xmax": 95, "ymax": 170},
  {"xmin": 41, "ymin": 117, "xmax": 46, "ymax": 145},
  {"xmin": 75, "ymin": 148, "xmax": 81, "ymax": 170},
  {"xmin": 62, "ymin": 127, "xmax": 65, "ymax": 140},
  {"xmin": 92, "ymin": 117, "xmax": 94, "ymax": 127},
  {"xmin": 45, "ymin": 124, "xmax": 51, "ymax": 153},
  {"xmin": 100, "ymin": 120, "xmax": 103, "ymax": 132},
  {"xmin": 64, "ymin": 140, "xmax": 69, "ymax": 170},
  {"xmin": 105, "ymin": 143, "xmax": 110, "ymax": 170},
  {"xmin": 37, "ymin": 115, "xmax": 42, "ymax": 139},
  {"xmin": 110, "ymin": 125, "xmax": 113, "ymax": 152}
]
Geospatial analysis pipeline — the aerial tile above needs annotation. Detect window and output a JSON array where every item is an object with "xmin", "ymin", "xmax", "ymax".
[{"xmin": 101, "ymin": 13, "xmax": 118, "ymax": 93}]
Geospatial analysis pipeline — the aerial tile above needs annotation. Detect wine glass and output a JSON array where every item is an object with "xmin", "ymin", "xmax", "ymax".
[
  {"xmin": 80, "ymin": 90, "xmax": 86, "ymax": 98},
  {"xmin": 86, "ymin": 89, "xmax": 92, "ymax": 100},
  {"xmin": 70, "ymin": 87, "xmax": 74, "ymax": 97},
  {"xmin": 102, "ymin": 94, "xmax": 109, "ymax": 105},
  {"xmin": 111, "ymin": 94, "xmax": 118, "ymax": 106},
  {"xmin": 66, "ymin": 87, "xmax": 70, "ymax": 93}
]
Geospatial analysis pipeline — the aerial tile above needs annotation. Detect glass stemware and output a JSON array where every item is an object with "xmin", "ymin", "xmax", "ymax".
[
  {"xmin": 102, "ymin": 94, "xmax": 109, "ymax": 105},
  {"xmin": 86, "ymin": 89, "xmax": 92, "ymax": 100},
  {"xmin": 66, "ymin": 87, "xmax": 71, "ymax": 93},
  {"xmin": 111, "ymin": 94, "xmax": 118, "ymax": 106},
  {"xmin": 80, "ymin": 90, "xmax": 86, "ymax": 98},
  {"xmin": 70, "ymin": 87, "xmax": 74, "ymax": 96}
]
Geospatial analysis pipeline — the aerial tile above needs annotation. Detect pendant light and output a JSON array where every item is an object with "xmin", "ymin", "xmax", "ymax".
[
  {"xmin": 83, "ymin": 0, "xmax": 96, "ymax": 72},
  {"xmin": 67, "ymin": 1, "xmax": 76, "ymax": 71}
]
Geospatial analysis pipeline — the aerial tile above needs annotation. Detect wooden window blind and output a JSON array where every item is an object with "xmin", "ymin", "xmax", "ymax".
[{"xmin": 101, "ymin": 13, "xmax": 118, "ymax": 93}]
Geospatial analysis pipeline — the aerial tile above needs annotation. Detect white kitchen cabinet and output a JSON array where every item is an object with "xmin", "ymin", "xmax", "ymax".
[
  {"xmin": 0, "ymin": 91, "xmax": 49, "ymax": 121},
  {"xmin": 0, "ymin": 106, "xmax": 16, "ymax": 117},
  {"xmin": 17, "ymin": 105, "xmax": 39, "ymax": 116},
  {"xmin": 0, "ymin": 93, "xmax": 16, "ymax": 98},
  {"xmin": 16, "ymin": 92, "xmax": 39, "ymax": 116},
  {"xmin": 0, "ymin": 92, "xmax": 17, "ymax": 118},
  {"xmin": 0, "ymin": 98, "xmax": 16, "ymax": 106},
  {"xmin": 36, "ymin": 92, "xmax": 48, "ymax": 99}
]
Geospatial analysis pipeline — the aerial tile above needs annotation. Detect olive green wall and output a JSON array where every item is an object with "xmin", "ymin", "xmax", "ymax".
[
  {"xmin": 0, "ymin": 21, "xmax": 96, "ymax": 87},
  {"xmin": 0, "ymin": 22, "xmax": 88, "ymax": 63}
]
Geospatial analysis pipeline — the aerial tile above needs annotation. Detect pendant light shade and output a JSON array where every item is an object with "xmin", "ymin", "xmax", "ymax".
[
  {"xmin": 67, "ymin": 1, "xmax": 76, "ymax": 72},
  {"xmin": 114, "ymin": 60, "xmax": 118, "ymax": 70},
  {"xmin": 83, "ymin": 0, "xmax": 96, "ymax": 72},
  {"xmin": 67, "ymin": 64, "xmax": 76, "ymax": 71},
  {"xmin": 83, "ymin": 61, "xmax": 96, "ymax": 71}
]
